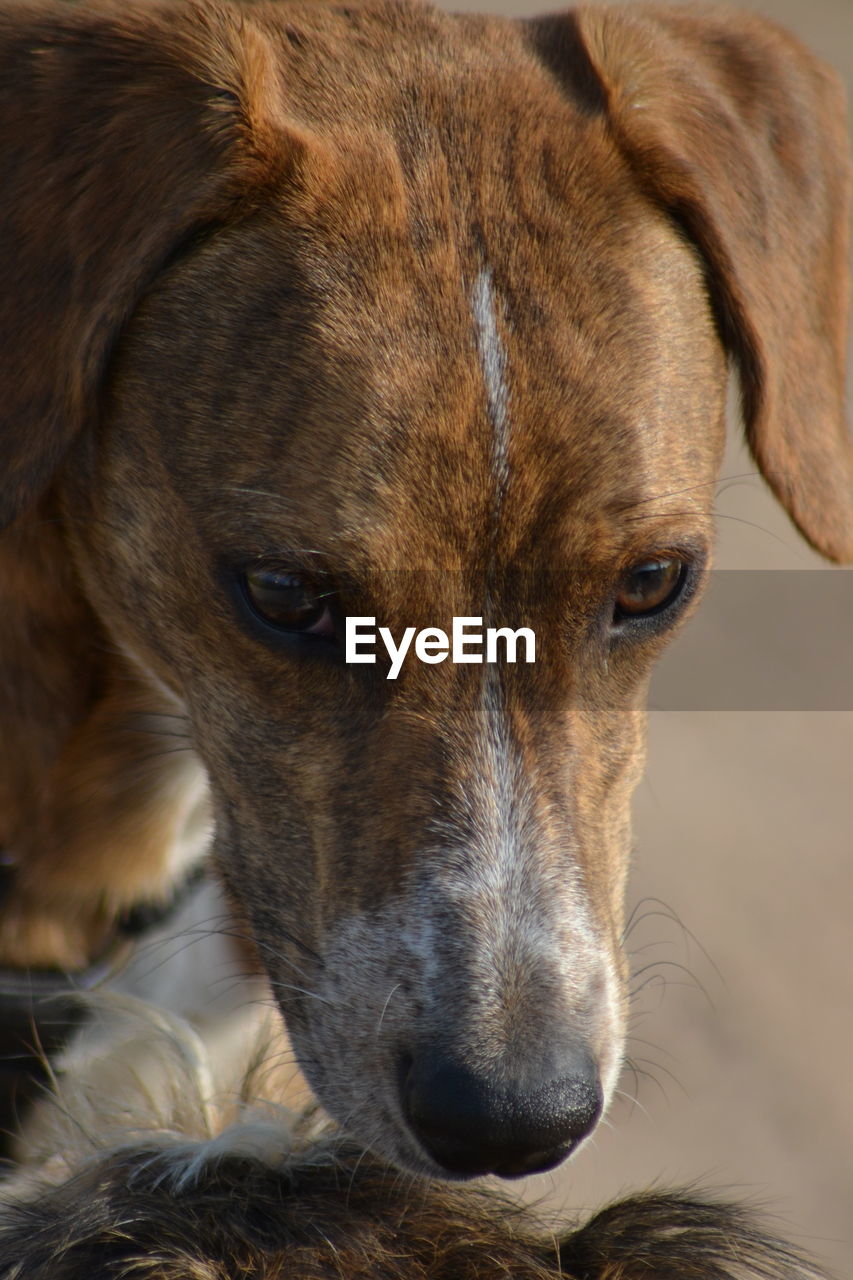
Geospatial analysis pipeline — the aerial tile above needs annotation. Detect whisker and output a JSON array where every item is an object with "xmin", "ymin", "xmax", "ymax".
[
  {"xmin": 625, "ymin": 1053, "xmax": 687, "ymax": 1098},
  {"xmin": 613, "ymin": 471, "xmax": 759, "ymax": 512},
  {"xmin": 710, "ymin": 510, "xmax": 800, "ymax": 550},
  {"xmin": 376, "ymin": 983, "xmax": 402, "ymax": 1035},
  {"xmin": 623, "ymin": 509, "xmax": 709, "ymax": 522},
  {"xmin": 623, "ymin": 896, "xmax": 724, "ymax": 985},
  {"xmin": 268, "ymin": 978, "xmax": 337, "ymax": 1009}
]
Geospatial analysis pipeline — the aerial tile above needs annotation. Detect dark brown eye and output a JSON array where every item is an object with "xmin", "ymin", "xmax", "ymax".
[
  {"xmin": 614, "ymin": 558, "xmax": 685, "ymax": 621},
  {"xmin": 243, "ymin": 567, "xmax": 335, "ymax": 638}
]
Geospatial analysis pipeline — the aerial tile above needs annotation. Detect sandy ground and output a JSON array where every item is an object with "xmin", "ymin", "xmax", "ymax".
[{"xmin": 437, "ymin": 0, "xmax": 853, "ymax": 1272}]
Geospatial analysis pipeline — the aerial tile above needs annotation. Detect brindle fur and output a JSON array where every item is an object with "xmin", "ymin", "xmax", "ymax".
[{"xmin": 0, "ymin": 1150, "xmax": 831, "ymax": 1279}]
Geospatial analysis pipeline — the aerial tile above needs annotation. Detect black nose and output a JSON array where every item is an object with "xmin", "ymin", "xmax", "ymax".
[{"xmin": 400, "ymin": 1051, "xmax": 602, "ymax": 1178}]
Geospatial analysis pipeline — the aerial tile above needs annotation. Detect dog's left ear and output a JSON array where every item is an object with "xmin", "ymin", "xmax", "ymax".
[
  {"xmin": 0, "ymin": 0, "xmax": 294, "ymax": 531},
  {"xmin": 524, "ymin": 6, "xmax": 853, "ymax": 561}
]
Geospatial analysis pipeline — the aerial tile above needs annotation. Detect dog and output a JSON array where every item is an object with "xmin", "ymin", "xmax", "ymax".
[
  {"xmin": 0, "ymin": 997, "xmax": 833, "ymax": 1278},
  {"xmin": 0, "ymin": 0, "xmax": 850, "ymax": 1218}
]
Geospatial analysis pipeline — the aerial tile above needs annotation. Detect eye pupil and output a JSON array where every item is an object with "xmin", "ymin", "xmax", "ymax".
[
  {"xmin": 244, "ymin": 568, "xmax": 329, "ymax": 632},
  {"xmin": 615, "ymin": 558, "xmax": 684, "ymax": 619}
]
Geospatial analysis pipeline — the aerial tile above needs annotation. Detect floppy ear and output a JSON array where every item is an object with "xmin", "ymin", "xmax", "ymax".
[
  {"xmin": 525, "ymin": 6, "xmax": 853, "ymax": 561},
  {"xmin": 0, "ymin": 0, "xmax": 289, "ymax": 529}
]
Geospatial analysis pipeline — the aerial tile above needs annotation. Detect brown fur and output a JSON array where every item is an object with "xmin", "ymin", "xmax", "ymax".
[
  {"xmin": 0, "ymin": 1151, "xmax": 832, "ymax": 1279},
  {"xmin": 0, "ymin": 0, "xmax": 850, "ymax": 1186}
]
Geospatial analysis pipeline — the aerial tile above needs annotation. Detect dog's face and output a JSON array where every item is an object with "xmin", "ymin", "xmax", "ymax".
[
  {"xmin": 69, "ymin": 161, "xmax": 726, "ymax": 1174},
  {"xmin": 1, "ymin": 1, "xmax": 850, "ymax": 1179}
]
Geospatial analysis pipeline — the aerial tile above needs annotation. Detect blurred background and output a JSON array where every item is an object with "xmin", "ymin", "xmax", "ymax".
[{"xmin": 435, "ymin": 0, "xmax": 852, "ymax": 1271}]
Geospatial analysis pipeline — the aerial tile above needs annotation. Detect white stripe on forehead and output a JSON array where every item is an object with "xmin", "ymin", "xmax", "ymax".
[{"xmin": 471, "ymin": 268, "xmax": 510, "ymax": 512}]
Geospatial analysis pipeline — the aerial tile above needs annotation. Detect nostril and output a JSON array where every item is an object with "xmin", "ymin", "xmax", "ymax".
[{"xmin": 400, "ymin": 1051, "xmax": 602, "ymax": 1179}]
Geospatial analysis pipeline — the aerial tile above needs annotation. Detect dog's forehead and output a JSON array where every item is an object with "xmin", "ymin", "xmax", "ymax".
[
  {"xmin": 122, "ymin": 14, "xmax": 726, "ymax": 574},
  {"xmin": 220, "ymin": 240, "xmax": 717, "ymax": 569}
]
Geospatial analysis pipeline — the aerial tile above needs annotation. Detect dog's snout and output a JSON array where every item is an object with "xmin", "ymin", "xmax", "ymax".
[{"xmin": 400, "ymin": 1051, "xmax": 602, "ymax": 1179}]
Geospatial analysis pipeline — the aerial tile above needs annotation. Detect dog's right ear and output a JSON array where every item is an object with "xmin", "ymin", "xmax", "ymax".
[
  {"xmin": 524, "ymin": 6, "xmax": 853, "ymax": 562},
  {"xmin": 0, "ymin": 0, "xmax": 296, "ymax": 530}
]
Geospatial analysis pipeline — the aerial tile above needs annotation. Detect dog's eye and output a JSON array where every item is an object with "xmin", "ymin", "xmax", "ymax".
[
  {"xmin": 614, "ymin": 558, "xmax": 685, "ymax": 621},
  {"xmin": 242, "ymin": 568, "xmax": 335, "ymax": 638}
]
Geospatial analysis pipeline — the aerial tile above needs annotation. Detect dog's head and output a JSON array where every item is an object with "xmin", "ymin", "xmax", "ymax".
[{"xmin": 1, "ymin": 0, "xmax": 850, "ymax": 1177}]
